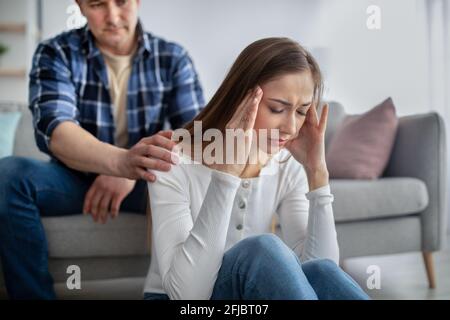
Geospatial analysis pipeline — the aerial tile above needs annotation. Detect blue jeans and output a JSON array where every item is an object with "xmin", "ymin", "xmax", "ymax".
[
  {"xmin": 0, "ymin": 156, "xmax": 148, "ymax": 299},
  {"xmin": 144, "ymin": 234, "xmax": 370, "ymax": 300}
]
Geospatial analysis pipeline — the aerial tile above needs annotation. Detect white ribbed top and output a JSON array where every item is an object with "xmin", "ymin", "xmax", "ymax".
[{"xmin": 144, "ymin": 149, "xmax": 339, "ymax": 299}]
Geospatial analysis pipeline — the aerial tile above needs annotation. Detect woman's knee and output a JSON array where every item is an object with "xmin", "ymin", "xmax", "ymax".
[
  {"xmin": 301, "ymin": 258, "xmax": 369, "ymax": 300},
  {"xmin": 235, "ymin": 234, "xmax": 294, "ymax": 263},
  {"xmin": 218, "ymin": 235, "xmax": 316, "ymax": 300},
  {"xmin": 302, "ymin": 258, "xmax": 341, "ymax": 277},
  {"xmin": 240, "ymin": 234, "xmax": 284, "ymax": 251}
]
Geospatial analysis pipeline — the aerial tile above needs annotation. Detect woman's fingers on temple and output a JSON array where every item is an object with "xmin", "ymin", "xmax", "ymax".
[
  {"xmin": 305, "ymin": 100, "xmax": 320, "ymax": 126},
  {"xmin": 227, "ymin": 90, "xmax": 253, "ymax": 127},
  {"xmin": 244, "ymin": 87, "xmax": 262, "ymax": 130},
  {"xmin": 319, "ymin": 103, "xmax": 329, "ymax": 132},
  {"xmin": 228, "ymin": 87, "xmax": 261, "ymax": 128},
  {"xmin": 311, "ymin": 101, "xmax": 320, "ymax": 125}
]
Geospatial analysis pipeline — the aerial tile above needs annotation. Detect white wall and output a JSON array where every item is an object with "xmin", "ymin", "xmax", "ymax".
[
  {"xmin": 37, "ymin": 0, "xmax": 323, "ymax": 101},
  {"xmin": 0, "ymin": 0, "xmax": 38, "ymax": 103},
  {"xmin": 314, "ymin": 0, "xmax": 429, "ymax": 116},
  {"xmin": 138, "ymin": 0, "xmax": 322, "ymax": 101},
  {"xmin": 41, "ymin": 0, "xmax": 79, "ymax": 39},
  {"xmin": 138, "ymin": 0, "xmax": 429, "ymax": 117},
  {"xmin": 37, "ymin": 0, "xmax": 431, "ymax": 116}
]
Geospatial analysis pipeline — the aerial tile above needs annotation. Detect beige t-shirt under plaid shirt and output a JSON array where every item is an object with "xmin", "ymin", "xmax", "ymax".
[{"xmin": 102, "ymin": 49, "xmax": 135, "ymax": 148}]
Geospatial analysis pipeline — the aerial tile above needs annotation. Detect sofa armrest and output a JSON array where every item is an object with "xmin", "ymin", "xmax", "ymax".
[{"xmin": 383, "ymin": 112, "xmax": 447, "ymax": 251}]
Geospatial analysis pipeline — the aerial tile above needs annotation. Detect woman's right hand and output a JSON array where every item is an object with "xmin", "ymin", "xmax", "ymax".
[{"xmin": 209, "ymin": 87, "xmax": 263, "ymax": 177}]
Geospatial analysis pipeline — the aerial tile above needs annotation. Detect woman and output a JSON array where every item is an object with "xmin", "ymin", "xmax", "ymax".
[{"xmin": 143, "ymin": 38, "xmax": 370, "ymax": 300}]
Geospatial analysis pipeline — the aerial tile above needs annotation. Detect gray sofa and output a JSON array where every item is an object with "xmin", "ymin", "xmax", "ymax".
[
  {"xmin": 0, "ymin": 101, "xmax": 447, "ymax": 299},
  {"xmin": 324, "ymin": 101, "xmax": 447, "ymax": 291}
]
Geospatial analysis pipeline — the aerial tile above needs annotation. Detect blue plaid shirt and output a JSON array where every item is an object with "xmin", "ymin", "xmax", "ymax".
[{"xmin": 29, "ymin": 23, "xmax": 205, "ymax": 156}]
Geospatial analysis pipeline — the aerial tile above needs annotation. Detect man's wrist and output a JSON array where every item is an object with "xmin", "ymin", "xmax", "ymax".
[{"xmin": 107, "ymin": 144, "xmax": 128, "ymax": 177}]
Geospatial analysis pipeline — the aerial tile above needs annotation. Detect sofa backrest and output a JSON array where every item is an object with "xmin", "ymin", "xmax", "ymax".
[
  {"xmin": 2, "ymin": 100, "xmax": 348, "ymax": 161},
  {"xmin": 323, "ymin": 101, "xmax": 347, "ymax": 149}
]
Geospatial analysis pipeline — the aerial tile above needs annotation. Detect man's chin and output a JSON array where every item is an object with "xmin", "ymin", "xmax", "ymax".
[
  {"xmin": 101, "ymin": 28, "xmax": 128, "ymax": 39},
  {"xmin": 99, "ymin": 37, "xmax": 129, "ymax": 52},
  {"xmin": 104, "ymin": 26, "xmax": 128, "ymax": 33},
  {"xmin": 102, "ymin": 33, "xmax": 124, "ymax": 43}
]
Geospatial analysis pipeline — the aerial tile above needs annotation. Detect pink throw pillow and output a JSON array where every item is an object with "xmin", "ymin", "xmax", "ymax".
[{"xmin": 326, "ymin": 98, "xmax": 398, "ymax": 179}]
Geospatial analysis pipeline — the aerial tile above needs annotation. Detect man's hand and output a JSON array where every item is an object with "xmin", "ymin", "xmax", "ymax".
[
  {"xmin": 117, "ymin": 130, "xmax": 180, "ymax": 182},
  {"xmin": 83, "ymin": 175, "xmax": 136, "ymax": 224}
]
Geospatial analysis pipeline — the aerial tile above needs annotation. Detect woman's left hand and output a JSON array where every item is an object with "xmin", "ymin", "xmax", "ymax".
[{"xmin": 285, "ymin": 102, "xmax": 329, "ymax": 189}]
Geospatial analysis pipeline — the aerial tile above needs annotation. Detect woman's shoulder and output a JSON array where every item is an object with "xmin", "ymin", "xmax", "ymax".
[
  {"xmin": 169, "ymin": 152, "xmax": 211, "ymax": 180},
  {"xmin": 149, "ymin": 152, "xmax": 207, "ymax": 188}
]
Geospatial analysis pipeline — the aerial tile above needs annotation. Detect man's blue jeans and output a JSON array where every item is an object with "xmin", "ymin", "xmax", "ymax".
[
  {"xmin": 0, "ymin": 156, "xmax": 147, "ymax": 299},
  {"xmin": 144, "ymin": 234, "xmax": 371, "ymax": 300}
]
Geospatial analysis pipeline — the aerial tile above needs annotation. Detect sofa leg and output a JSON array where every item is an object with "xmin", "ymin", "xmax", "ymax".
[{"xmin": 422, "ymin": 251, "xmax": 436, "ymax": 289}]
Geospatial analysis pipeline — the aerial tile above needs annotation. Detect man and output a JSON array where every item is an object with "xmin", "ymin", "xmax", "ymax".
[{"xmin": 0, "ymin": 0, "xmax": 204, "ymax": 299}]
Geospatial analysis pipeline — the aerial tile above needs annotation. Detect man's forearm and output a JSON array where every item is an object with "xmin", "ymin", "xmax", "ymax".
[{"xmin": 49, "ymin": 121, "xmax": 126, "ymax": 176}]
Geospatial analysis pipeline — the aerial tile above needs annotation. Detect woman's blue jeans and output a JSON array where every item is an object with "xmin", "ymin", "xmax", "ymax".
[{"xmin": 144, "ymin": 234, "xmax": 370, "ymax": 300}]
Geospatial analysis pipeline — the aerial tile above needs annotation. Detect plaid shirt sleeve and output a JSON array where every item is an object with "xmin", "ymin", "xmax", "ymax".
[
  {"xmin": 167, "ymin": 50, "xmax": 205, "ymax": 129},
  {"xmin": 28, "ymin": 42, "xmax": 80, "ymax": 156}
]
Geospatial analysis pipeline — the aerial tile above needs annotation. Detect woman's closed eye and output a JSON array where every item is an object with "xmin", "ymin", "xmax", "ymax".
[
  {"xmin": 269, "ymin": 106, "xmax": 307, "ymax": 116},
  {"xmin": 269, "ymin": 107, "xmax": 284, "ymax": 114}
]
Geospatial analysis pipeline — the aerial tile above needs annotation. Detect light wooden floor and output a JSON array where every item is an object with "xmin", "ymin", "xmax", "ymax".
[
  {"xmin": 341, "ymin": 235, "xmax": 450, "ymax": 300},
  {"xmin": 62, "ymin": 234, "xmax": 450, "ymax": 300},
  {"xmin": 2, "ymin": 235, "xmax": 449, "ymax": 300}
]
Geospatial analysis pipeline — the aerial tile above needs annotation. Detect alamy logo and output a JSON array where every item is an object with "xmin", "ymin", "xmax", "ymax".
[
  {"xmin": 366, "ymin": 5, "xmax": 381, "ymax": 30},
  {"xmin": 66, "ymin": 4, "xmax": 87, "ymax": 30},
  {"xmin": 171, "ymin": 122, "xmax": 282, "ymax": 166},
  {"xmin": 366, "ymin": 265, "xmax": 381, "ymax": 289},
  {"xmin": 66, "ymin": 265, "xmax": 81, "ymax": 290}
]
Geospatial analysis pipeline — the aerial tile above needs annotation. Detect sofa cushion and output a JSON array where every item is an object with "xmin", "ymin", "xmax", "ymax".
[
  {"xmin": 14, "ymin": 106, "xmax": 49, "ymax": 161},
  {"xmin": 326, "ymin": 98, "xmax": 398, "ymax": 179},
  {"xmin": 0, "ymin": 102, "xmax": 49, "ymax": 161},
  {"xmin": 43, "ymin": 213, "xmax": 149, "ymax": 258},
  {"xmin": 330, "ymin": 177, "xmax": 428, "ymax": 222},
  {"xmin": 0, "ymin": 112, "xmax": 21, "ymax": 158},
  {"xmin": 323, "ymin": 101, "xmax": 347, "ymax": 149}
]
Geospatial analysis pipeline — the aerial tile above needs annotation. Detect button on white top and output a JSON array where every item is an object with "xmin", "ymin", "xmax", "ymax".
[
  {"xmin": 238, "ymin": 200, "xmax": 246, "ymax": 209},
  {"xmin": 242, "ymin": 180, "xmax": 250, "ymax": 189}
]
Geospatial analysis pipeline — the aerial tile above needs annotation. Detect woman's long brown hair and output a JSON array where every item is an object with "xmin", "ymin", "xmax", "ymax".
[
  {"xmin": 184, "ymin": 37, "xmax": 324, "ymax": 136},
  {"xmin": 147, "ymin": 38, "xmax": 324, "ymax": 249}
]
